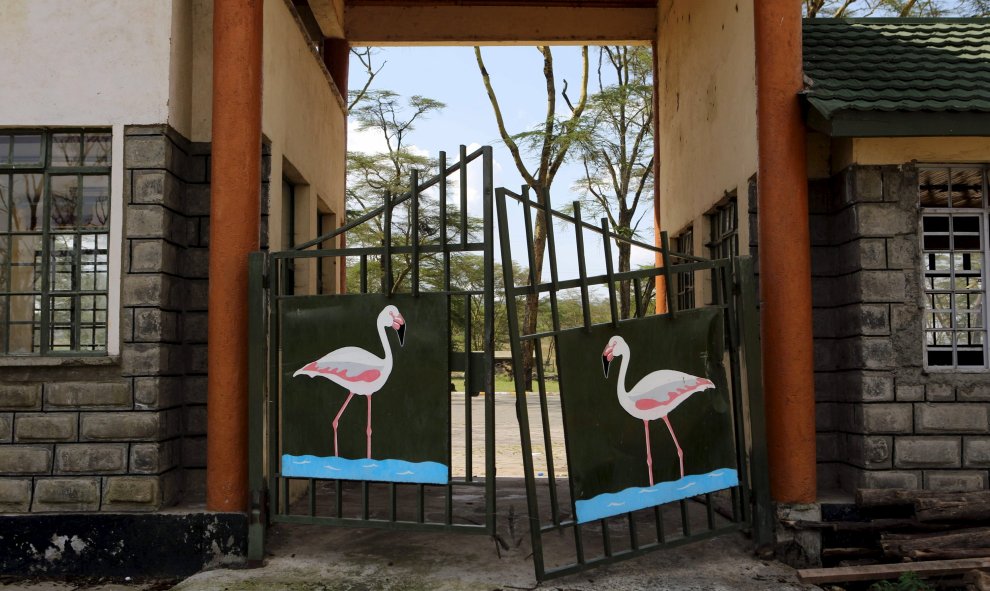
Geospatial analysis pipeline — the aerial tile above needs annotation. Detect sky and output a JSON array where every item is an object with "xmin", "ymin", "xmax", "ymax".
[{"xmin": 347, "ymin": 46, "xmax": 658, "ymax": 284}]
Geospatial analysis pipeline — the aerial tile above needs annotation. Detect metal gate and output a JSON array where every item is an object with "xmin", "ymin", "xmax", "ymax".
[
  {"xmin": 495, "ymin": 187, "xmax": 772, "ymax": 581},
  {"xmin": 248, "ymin": 146, "xmax": 497, "ymax": 559}
]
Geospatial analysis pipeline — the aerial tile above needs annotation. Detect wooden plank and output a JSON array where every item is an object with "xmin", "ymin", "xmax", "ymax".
[{"xmin": 797, "ymin": 558, "xmax": 990, "ymax": 584}]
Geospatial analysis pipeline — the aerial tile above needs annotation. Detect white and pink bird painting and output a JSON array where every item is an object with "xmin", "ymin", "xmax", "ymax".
[
  {"xmin": 601, "ymin": 336, "xmax": 715, "ymax": 486},
  {"xmin": 280, "ymin": 300, "xmax": 449, "ymax": 485},
  {"xmin": 560, "ymin": 315, "xmax": 739, "ymax": 524},
  {"xmin": 293, "ymin": 304, "xmax": 406, "ymax": 459}
]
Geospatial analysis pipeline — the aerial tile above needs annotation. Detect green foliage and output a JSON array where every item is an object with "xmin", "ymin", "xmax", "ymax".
[{"xmin": 869, "ymin": 572, "xmax": 934, "ymax": 591}]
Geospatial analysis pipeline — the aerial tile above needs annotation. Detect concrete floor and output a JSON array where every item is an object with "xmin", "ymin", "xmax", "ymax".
[{"xmin": 3, "ymin": 393, "xmax": 820, "ymax": 590}]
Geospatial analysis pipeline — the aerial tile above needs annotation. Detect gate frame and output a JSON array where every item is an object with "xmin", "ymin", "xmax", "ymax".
[
  {"xmin": 248, "ymin": 146, "xmax": 498, "ymax": 560},
  {"xmin": 494, "ymin": 187, "xmax": 773, "ymax": 581}
]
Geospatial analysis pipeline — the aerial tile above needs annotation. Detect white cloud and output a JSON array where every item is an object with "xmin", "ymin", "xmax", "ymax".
[{"xmin": 346, "ymin": 120, "xmax": 430, "ymax": 159}]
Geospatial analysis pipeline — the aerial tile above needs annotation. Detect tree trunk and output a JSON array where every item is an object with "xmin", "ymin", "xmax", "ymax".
[
  {"xmin": 520, "ymin": 206, "xmax": 549, "ymax": 390},
  {"xmin": 617, "ymin": 241, "xmax": 631, "ymax": 319}
]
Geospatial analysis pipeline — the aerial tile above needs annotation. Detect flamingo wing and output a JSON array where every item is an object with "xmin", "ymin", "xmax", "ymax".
[
  {"xmin": 628, "ymin": 370, "xmax": 715, "ymax": 413},
  {"xmin": 294, "ymin": 346, "xmax": 386, "ymax": 383}
]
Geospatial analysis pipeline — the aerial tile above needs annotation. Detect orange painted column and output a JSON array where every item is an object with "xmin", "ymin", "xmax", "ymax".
[
  {"xmin": 753, "ymin": 0, "xmax": 817, "ymax": 503},
  {"xmin": 651, "ymin": 40, "xmax": 668, "ymax": 314},
  {"xmin": 207, "ymin": 0, "xmax": 263, "ymax": 512}
]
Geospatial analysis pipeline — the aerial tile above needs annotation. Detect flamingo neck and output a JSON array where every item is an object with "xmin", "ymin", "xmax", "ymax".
[
  {"xmin": 616, "ymin": 350, "xmax": 631, "ymax": 399},
  {"xmin": 377, "ymin": 322, "xmax": 393, "ymax": 365}
]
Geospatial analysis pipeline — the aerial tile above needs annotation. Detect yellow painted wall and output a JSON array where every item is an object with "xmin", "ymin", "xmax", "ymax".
[
  {"xmin": 657, "ymin": 0, "xmax": 758, "ymax": 302},
  {"xmin": 832, "ymin": 137, "xmax": 990, "ymax": 169},
  {"xmin": 263, "ymin": 0, "xmax": 347, "ymax": 294},
  {"xmin": 175, "ymin": 0, "xmax": 348, "ymax": 293}
]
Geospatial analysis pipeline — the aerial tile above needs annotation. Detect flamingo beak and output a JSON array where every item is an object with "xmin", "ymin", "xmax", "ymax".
[
  {"xmin": 395, "ymin": 322, "xmax": 406, "ymax": 347},
  {"xmin": 602, "ymin": 355, "xmax": 611, "ymax": 379}
]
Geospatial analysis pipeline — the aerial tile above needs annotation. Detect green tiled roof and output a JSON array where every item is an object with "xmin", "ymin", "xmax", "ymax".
[{"xmin": 803, "ymin": 19, "xmax": 990, "ymax": 122}]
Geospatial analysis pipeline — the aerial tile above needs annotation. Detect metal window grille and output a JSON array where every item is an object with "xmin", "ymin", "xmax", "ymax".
[
  {"xmin": 674, "ymin": 226, "xmax": 695, "ymax": 310},
  {"xmin": 706, "ymin": 198, "xmax": 738, "ymax": 304},
  {"xmin": 0, "ymin": 129, "xmax": 111, "ymax": 355},
  {"xmin": 919, "ymin": 166, "xmax": 988, "ymax": 370}
]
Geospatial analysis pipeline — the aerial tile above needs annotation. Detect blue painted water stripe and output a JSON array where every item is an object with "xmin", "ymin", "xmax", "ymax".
[
  {"xmin": 281, "ymin": 454, "xmax": 449, "ymax": 485},
  {"xmin": 575, "ymin": 468, "xmax": 739, "ymax": 523}
]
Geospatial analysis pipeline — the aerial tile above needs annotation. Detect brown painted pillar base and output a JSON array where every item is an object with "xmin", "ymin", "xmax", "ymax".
[
  {"xmin": 207, "ymin": 0, "xmax": 264, "ymax": 512},
  {"xmin": 753, "ymin": 0, "xmax": 817, "ymax": 504}
]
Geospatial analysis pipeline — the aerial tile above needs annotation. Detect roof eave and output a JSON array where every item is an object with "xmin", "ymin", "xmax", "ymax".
[{"xmin": 804, "ymin": 100, "xmax": 990, "ymax": 138}]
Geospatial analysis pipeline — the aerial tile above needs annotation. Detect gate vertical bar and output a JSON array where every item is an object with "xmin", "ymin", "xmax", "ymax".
[
  {"xmin": 572, "ymin": 202, "xmax": 592, "ymax": 329},
  {"xmin": 496, "ymin": 188, "xmax": 546, "ymax": 578},
  {"xmin": 383, "ymin": 192, "xmax": 392, "ymax": 294},
  {"xmin": 737, "ymin": 256, "xmax": 773, "ymax": 547},
  {"xmin": 600, "ymin": 219, "xmax": 619, "ymax": 326},
  {"xmin": 248, "ymin": 252, "xmax": 267, "ymax": 561},
  {"xmin": 483, "ymin": 146, "xmax": 496, "ymax": 532},
  {"xmin": 411, "ymin": 169, "xmax": 420, "ymax": 296}
]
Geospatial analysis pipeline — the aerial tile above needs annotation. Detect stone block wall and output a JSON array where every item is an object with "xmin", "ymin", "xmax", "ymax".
[
  {"xmin": 0, "ymin": 125, "xmax": 214, "ymax": 512},
  {"xmin": 811, "ymin": 164, "xmax": 990, "ymax": 493}
]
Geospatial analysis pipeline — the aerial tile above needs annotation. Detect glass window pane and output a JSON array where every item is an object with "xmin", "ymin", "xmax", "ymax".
[
  {"xmin": 49, "ymin": 234, "xmax": 77, "ymax": 292},
  {"xmin": 953, "ymin": 216, "xmax": 980, "ymax": 233},
  {"xmin": 954, "ymin": 234, "xmax": 983, "ymax": 251},
  {"xmin": 50, "ymin": 133, "xmax": 82, "ymax": 167},
  {"xmin": 9, "ymin": 235, "xmax": 43, "ymax": 292},
  {"xmin": 920, "ymin": 168, "xmax": 950, "ymax": 207},
  {"xmin": 0, "ymin": 135, "xmax": 10, "ymax": 164},
  {"xmin": 923, "ymin": 216, "xmax": 949, "ymax": 232},
  {"xmin": 924, "ymin": 235, "xmax": 950, "ymax": 251},
  {"xmin": 80, "ymin": 176, "xmax": 110, "ymax": 228},
  {"xmin": 11, "ymin": 134, "xmax": 42, "ymax": 165},
  {"xmin": 50, "ymin": 175, "xmax": 79, "ymax": 229},
  {"xmin": 0, "ymin": 175, "xmax": 8, "ymax": 233},
  {"xmin": 951, "ymin": 168, "xmax": 984, "ymax": 208},
  {"xmin": 82, "ymin": 132, "xmax": 111, "ymax": 166},
  {"xmin": 11, "ymin": 173, "xmax": 44, "ymax": 231}
]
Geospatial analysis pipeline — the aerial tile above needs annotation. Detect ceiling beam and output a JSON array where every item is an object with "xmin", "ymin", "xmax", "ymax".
[
  {"xmin": 309, "ymin": 0, "xmax": 346, "ymax": 38},
  {"xmin": 345, "ymin": 3, "xmax": 656, "ymax": 45}
]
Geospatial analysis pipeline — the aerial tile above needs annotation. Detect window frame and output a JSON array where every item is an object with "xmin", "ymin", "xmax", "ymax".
[
  {"xmin": 918, "ymin": 163, "xmax": 989, "ymax": 372},
  {"xmin": 0, "ymin": 128, "xmax": 113, "ymax": 357},
  {"xmin": 706, "ymin": 195, "xmax": 739, "ymax": 305},
  {"xmin": 674, "ymin": 225, "xmax": 695, "ymax": 311}
]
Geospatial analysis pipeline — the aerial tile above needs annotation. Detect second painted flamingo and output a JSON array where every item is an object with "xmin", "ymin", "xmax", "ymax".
[
  {"xmin": 602, "ymin": 336, "xmax": 715, "ymax": 486},
  {"xmin": 293, "ymin": 305, "xmax": 406, "ymax": 458}
]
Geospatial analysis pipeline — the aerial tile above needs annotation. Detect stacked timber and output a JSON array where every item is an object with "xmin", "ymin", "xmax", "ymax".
[{"xmin": 791, "ymin": 490, "xmax": 990, "ymax": 588}]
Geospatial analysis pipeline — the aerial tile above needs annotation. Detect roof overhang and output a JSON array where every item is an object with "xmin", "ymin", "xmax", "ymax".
[
  {"xmin": 805, "ymin": 101, "xmax": 990, "ymax": 138},
  {"xmin": 341, "ymin": 0, "xmax": 656, "ymax": 45}
]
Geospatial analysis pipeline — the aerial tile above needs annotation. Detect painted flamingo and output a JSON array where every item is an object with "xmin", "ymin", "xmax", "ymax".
[
  {"xmin": 601, "ymin": 336, "xmax": 714, "ymax": 486},
  {"xmin": 293, "ymin": 305, "xmax": 406, "ymax": 459}
]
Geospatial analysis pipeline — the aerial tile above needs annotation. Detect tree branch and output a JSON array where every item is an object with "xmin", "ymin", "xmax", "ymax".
[{"xmin": 473, "ymin": 46, "xmax": 539, "ymax": 189}]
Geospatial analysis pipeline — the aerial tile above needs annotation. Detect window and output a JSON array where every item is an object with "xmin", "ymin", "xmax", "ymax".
[
  {"xmin": 707, "ymin": 197, "xmax": 738, "ymax": 304},
  {"xmin": 0, "ymin": 130, "xmax": 111, "ymax": 355},
  {"xmin": 919, "ymin": 166, "xmax": 987, "ymax": 370},
  {"xmin": 674, "ymin": 226, "xmax": 695, "ymax": 310},
  {"xmin": 707, "ymin": 197, "xmax": 739, "ymax": 260}
]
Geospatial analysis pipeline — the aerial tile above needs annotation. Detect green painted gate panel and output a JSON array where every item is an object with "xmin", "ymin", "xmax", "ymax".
[
  {"xmin": 557, "ymin": 309, "xmax": 737, "ymax": 523},
  {"xmin": 280, "ymin": 293, "xmax": 450, "ymax": 484}
]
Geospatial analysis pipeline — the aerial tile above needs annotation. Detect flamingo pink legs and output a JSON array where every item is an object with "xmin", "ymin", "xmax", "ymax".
[
  {"xmin": 662, "ymin": 415, "xmax": 685, "ymax": 479},
  {"xmin": 332, "ymin": 392, "xmax": 355, "ymax": 456},
  {"xmin": 366, "ymin": 395, "xmax": 373, "ymax": 459},
  {"xmin": 643, "ymin": 420, "xmax": 654, "ymax": 486}
]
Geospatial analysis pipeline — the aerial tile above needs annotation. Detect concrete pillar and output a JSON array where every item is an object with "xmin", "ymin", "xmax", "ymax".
[
  {"xmin": 207, "ymin": 0, "xmax": 263, "ymax": 512},
  {"xmin": 651, "ymin": 39, "xmax": 667, "ymax": 314},
  {"xmin": 753, "ymin": 0, "xmax": 817, "ymax": 503}
]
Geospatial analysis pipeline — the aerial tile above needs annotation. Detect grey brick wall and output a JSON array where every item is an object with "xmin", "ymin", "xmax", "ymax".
[
  {"xmin": 0, "ymin": 125, "xmax": 220, "ymax": 512},
  {"xmin": 809, "ymin": 164, "xmax": 989, "ymax": 493}
]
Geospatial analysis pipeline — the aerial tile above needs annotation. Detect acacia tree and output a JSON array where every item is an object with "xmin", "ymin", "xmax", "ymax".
[
  {"xmin": 804, "ymin": 0, "xmax": 988, "ymax": 16},
  {"xmin": 346, "ymin": 89, "xmax": 448, "ymax": 293},
  {"xmin": 474, "ymin": 46, "xmax": 589, "ymax": 387},
  {"xmin": 573, "ymin": 46, "xmax": 654, "ymax": 320}
]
